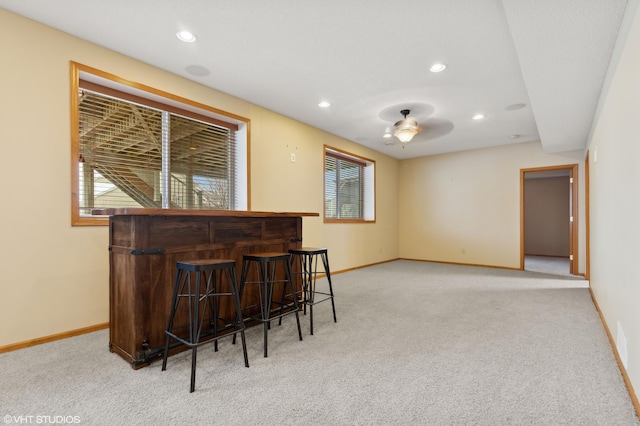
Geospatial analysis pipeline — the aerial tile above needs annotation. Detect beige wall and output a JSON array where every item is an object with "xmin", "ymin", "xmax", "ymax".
[
  {"xmin": 0, "ymin": 9, "xmax": 399, "ymax": 346},
  {"xmin": 397, "ymin": 141, "xmax": 585, "ymax": 270},
  {"xmin": 524, "ymin": 176, "xmax": 570, "ymax": 257},
  {"xmin": 588, "ymin": 0, "xmax": 640, "ymax": 402},
  {"xmin": 247, "ymin": 106, "xmax": 400, "ymax": 268}
]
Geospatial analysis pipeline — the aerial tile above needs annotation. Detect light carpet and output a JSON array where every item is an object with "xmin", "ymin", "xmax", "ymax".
[{"xmin": 0, "ymin": 260, "xmax": 637, "ymax": 425}]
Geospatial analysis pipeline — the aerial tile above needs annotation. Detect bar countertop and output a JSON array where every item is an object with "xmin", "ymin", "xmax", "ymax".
[{"xmin": 91, "ymin": 208, "xmax": 319, "ymax": 218}]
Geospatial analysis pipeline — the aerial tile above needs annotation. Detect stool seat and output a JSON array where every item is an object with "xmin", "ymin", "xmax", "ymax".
[
  {"xmin": 162, "ymin": 258, "xmax": 249, "ymax": 392},
  {"xmin": 243, "ymin": 252, "xmax": 291, "ymax": 262},
  {"xmin": 286, "ymin": 247, "xmax": 336, "ymax": 335},
  {"xmin": 177, "ymin": 258, "xmax": 236, "ymax": 271},
  {"xmin": 237, "ymin": 252, "xmax": 302, "ymax": 357},
  {"xmin": 288, "ymin": 247, "xmax": 328, "ymax": 255}
]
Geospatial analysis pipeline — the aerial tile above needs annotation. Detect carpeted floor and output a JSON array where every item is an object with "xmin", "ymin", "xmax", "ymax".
[
  {"xmin": 524, "ymin": 255, "xmax": 572, "ymax": 277},
  {"xmin": 0, "ymin": 260, "xmax": 637, "ymax": 425}
]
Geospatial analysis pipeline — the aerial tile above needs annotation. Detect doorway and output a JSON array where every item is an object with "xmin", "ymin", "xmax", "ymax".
[{"xmin": 520, "ymin": 164, "xmax": 578, "ymax": 276}]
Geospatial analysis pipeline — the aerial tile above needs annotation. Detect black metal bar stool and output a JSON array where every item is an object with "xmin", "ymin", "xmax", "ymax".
[
  {"xmin": 286, "ymin": 247, "xmax": 337, "ymax": 335},
  {"xmin": 237, "ymin": 252, "xmax": 303, "ymax": 357},
  {"xmin": 162, "ymin": 259, "xmax": 249, "ymax": 393}
]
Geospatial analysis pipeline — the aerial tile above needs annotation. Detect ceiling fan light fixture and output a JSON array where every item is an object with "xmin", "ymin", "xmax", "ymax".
[{"xmin": 393, "ymin": 109, "xmax": 419, "ymax": 143}]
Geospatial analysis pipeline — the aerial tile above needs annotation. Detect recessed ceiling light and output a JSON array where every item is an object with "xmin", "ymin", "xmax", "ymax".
[
  {"xmin": 318, "ymin": 101, "xmax": 331, "ymax": 108},
  {"xmin": 429, "ymin": 63, "xmax": 447, "ymax": 73},
  {"xmin": 472, "ymin": 113, "xmax": 486, "ymax": 120},
  {"xmin": 383, "ymin": 132, "xmax": 392, "ymax": 139},
  {"xmin": 176, "ymin": 31, "xmax": 197, "ymax": 43}
]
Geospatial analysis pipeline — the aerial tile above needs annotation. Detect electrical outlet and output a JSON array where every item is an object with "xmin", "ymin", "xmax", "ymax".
[{"xmin": 290, "ymin": 153, "xmax": 296, "ymax": 163}]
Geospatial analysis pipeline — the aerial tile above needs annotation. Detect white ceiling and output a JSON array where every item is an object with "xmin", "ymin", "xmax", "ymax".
[{"xmin": 0, "ymin": 0, "xmax": 628, "ymax": 159}]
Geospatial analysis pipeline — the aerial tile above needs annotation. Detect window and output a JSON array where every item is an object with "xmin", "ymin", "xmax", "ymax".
[
  {"xmin": 71, "ymin": 62, "xmax": 248, "ymax": 225},
  {"xmin": 324, "ymin": 146, "xmax": 375, "ymax": 222}
]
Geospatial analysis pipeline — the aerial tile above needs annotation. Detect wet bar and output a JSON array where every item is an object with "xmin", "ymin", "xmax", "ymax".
[{"xmin": 93, "ymin": 208, "xmax": 318, "ymax": 368}]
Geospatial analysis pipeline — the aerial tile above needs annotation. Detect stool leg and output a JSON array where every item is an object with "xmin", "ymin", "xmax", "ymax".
[
  {"xmin": 201, "ymin": 270, "xmax": 219, "ymax": 352},
  {"xmin": 190, "ymin": 345, "xmax": 198, "ymax": 393},
  {"xmin": 162, "ymin": 267, "xmax": 185, "ymax": 371},
  {"xmin": 189, "ymin": 270, "xmax": 202, "ymax": 393},
  {"xmin": 322, "ymin": 252, "xmax": 337, "ymax": 323},
  {"xmin": 277, "ymin": 260, "xmax": 290, "ymax": 326},
  {"xmin": 261, "ymin": 260, "xmax": 274, "ymax": 357},
  {"xmin": 227, "ymin": 267, "xmax": 249, "ymax": 368},
  {"xmin": 233, "ymin": 259, "xmax": 250, "ymax": 346},
  {"xmin": 283, "ymin": 258, "xmax": 303, "ymax": 342},
  {"xmin": 210, "ymin": 270, "xmax": 219, "ymax": 352},
  {"xmin": 302, "ymin": 254, "xmax": 311, "ymax": 316},
  {"xmin": 309, "ymin": 254, "xmax": 318, "ymax": 335},
  {"xmin": 278, "ymin": 254, "xmax": 301, "ymax": 326}
]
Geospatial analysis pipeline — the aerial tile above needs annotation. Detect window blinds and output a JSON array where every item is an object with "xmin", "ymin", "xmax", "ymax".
[
  {"xmin": 324, "ymin": 151, "xmax": 365, "ymax": 219},
  {"xmin": 77, "ymin": 83, "xmax": 236, "ymax": 215}
]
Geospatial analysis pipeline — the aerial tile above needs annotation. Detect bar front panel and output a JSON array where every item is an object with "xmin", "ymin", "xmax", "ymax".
[{"xmin": 107, "ymin": 212, "xmax": 306, "ymax": 368}]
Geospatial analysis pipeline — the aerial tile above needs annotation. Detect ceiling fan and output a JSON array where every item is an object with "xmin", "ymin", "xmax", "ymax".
[
  {"xmin": 381, "ymin": 105, "xmax": 454, "ymax": 147},
  {"xmin": 393, "ymin": 109, "xmax": 420, "ymax": 143}
]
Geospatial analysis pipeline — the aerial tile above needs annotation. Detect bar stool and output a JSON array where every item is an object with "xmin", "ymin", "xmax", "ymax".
[
  {"xmin": 162, "ymin": 259, "xmax": 249, "ymax": 393},
  {"xmin": 237, "ymin": 252, "xmax": 303, "ymax": 357},
  {"xmin": 287, "ymin": 247, "xmax": 337, "ymax": 335}
]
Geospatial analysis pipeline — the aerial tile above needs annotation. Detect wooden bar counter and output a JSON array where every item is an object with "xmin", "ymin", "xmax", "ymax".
[{"xmin": 92, "ymin": 208, "xmax": 318, "ymax": 368}]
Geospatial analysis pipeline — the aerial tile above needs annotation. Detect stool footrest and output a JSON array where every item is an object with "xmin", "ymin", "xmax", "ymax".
[
  {"xmin": 305, "ymin": 294, "xmax": 334, "ymax": 306},
  {"xmin": 165, "ymin": 323, "xmax": 244, "ymax": 349},
  {"xmin": 243, "ymin": 305, "xmax": 301, "ymax": 322},
  {"xmin": 280, "ymin": 292, "xmax": 333, "ymax": 306}
]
